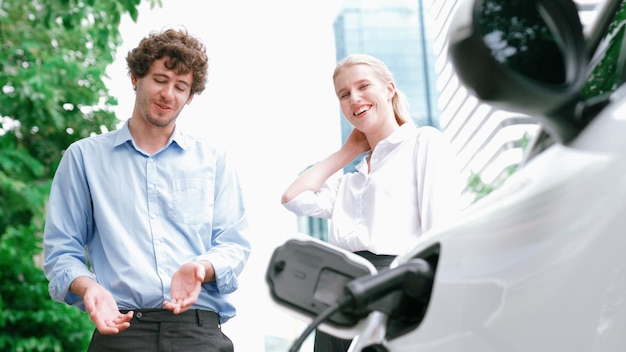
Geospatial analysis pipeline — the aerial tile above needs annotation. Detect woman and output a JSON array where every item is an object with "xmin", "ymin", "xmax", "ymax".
[{"xmin": 281, "ymin": 54, "xmax": 463, "ymax": 351}]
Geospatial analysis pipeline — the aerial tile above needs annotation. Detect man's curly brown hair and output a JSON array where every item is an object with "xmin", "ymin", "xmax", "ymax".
[{"xmin": 126, "ymin": 28, "xmax": 209, "ymax": 95}]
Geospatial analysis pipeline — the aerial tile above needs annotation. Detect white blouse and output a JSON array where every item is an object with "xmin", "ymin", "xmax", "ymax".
[{"xmin": 283, "ymin": 123, "xmax": 463, "ymax": 255}]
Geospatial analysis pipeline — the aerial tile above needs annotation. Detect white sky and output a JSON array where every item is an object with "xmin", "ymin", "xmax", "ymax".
[{"xmin": 106, "ymin": 1, "xmax": 344, "ymax": 349}]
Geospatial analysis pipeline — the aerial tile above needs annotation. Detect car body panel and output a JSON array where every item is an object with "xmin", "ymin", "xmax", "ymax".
[{"xmin": 385, "ymin": 95, "xmax": 626, "ymax": 350}]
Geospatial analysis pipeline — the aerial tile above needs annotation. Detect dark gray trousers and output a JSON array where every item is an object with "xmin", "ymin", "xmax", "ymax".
[{"xmin": 88, "ymin": 309, "xmax": 233, "ymax": 352}]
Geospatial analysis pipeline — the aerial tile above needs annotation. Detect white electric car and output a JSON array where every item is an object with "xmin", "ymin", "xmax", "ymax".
[{"xmin": 266, "ymin": 0, "xmax": 626, "ymax": 350}]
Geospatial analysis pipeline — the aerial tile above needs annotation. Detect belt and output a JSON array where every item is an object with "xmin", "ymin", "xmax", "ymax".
[
  {"xmin": 353, "ymin": 250, "xmax": 396, "ymax": 269},
  {"xmin": 120, "ymin": 309, "xmax": 220, "ymax": 327}
]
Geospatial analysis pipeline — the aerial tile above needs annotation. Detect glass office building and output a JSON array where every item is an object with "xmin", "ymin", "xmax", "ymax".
[{"xmin": 334, "ymin": 0, "xmax": 440, "ymax": 133}]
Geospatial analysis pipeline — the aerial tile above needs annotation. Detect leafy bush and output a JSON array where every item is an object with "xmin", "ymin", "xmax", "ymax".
[{"xmin": 0, "ymin": 225, "xmax": 93, "ymax": 351}]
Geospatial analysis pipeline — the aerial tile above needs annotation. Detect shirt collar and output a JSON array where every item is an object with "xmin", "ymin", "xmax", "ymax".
[
  {"xmin": 170, "ymin": 127, "xmax": 188, "ymax": 150},
  {"xmin": 355, "ymin": 123, "xmax": 418, "ymax": 174},
  {"xmin": 113, "ymin": 120, "xmax": 188, "ymax": 151},
  {"xmin": 113, "ymin": 120, "xmax": 133, "ymax": 147},
  {"xmin": 385, "ymin": 122, "xmax": 417, "ymax": 145}
]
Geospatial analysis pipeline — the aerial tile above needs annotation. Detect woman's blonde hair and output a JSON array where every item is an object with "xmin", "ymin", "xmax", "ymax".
[{"xmin": 333, "ymin": 54, "xmax": 413, "ymax": 125}]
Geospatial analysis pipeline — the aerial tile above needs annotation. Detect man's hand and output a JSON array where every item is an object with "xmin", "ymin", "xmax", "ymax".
[
  {"xmin": 163, "ymin": 261, "xmax": 208, "ymax": 314},
  {"xmin": 74, "ymin": 277, "xmax": 133, "ymax": 334}
]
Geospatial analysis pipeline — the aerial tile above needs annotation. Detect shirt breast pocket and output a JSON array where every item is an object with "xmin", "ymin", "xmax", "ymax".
[{"xmin": 171, "ymin": 178, "xmax": 214, "ymax": 225}]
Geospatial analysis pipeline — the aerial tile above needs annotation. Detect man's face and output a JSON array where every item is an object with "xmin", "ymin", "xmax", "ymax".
[{"xmin": 132, "ymin": 57, "xmax": 195, "ymax": 128}]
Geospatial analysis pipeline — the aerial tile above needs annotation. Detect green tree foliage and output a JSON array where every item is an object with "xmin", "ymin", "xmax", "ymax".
[
  {"xmin": 581, "ymin": 2, "xmax": 626, "ymax": 99},
  {"xmin": 0, "ymin": 0, "xmax": 159, "ymax": 350}
]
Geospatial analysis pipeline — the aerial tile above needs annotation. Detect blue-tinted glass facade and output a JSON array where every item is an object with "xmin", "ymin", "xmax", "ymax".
[{"xmin": 335, "ymin": 0, "xmax": 440, "ymax": 136}]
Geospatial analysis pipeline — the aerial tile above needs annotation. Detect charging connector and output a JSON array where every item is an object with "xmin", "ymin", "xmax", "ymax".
[
  {"xmin": 344, "ymin": 258, "xmax": 433, "ymax": 316},
  {"xmin": 288, "ymin": 258, "xmax": 434, "ymax": 351}
]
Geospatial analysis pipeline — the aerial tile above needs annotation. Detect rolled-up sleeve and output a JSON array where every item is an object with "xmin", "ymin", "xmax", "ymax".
[
  {"xmin": 43, "ymin": 145, "xmax": 95, "ymax": 309},
  {"xmin": 198, "ymin": 150, "xmax": 251, "ymax": 294}
]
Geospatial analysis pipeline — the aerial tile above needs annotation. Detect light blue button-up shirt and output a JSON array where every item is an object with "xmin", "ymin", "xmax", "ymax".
[{"xmin": 43, "ymin": 121, "xmax": 251, "ymax": 323}]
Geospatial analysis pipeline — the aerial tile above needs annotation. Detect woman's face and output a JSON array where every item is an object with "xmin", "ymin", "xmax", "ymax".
[{"xmin": 333, "ymin": 64, "xmax": 395, "ymax": 135}]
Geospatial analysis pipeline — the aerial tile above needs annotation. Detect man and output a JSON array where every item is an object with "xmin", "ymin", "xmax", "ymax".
[{"xmin": 43, "ymin": 28, "xmax": 251, "ymax": 352}]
